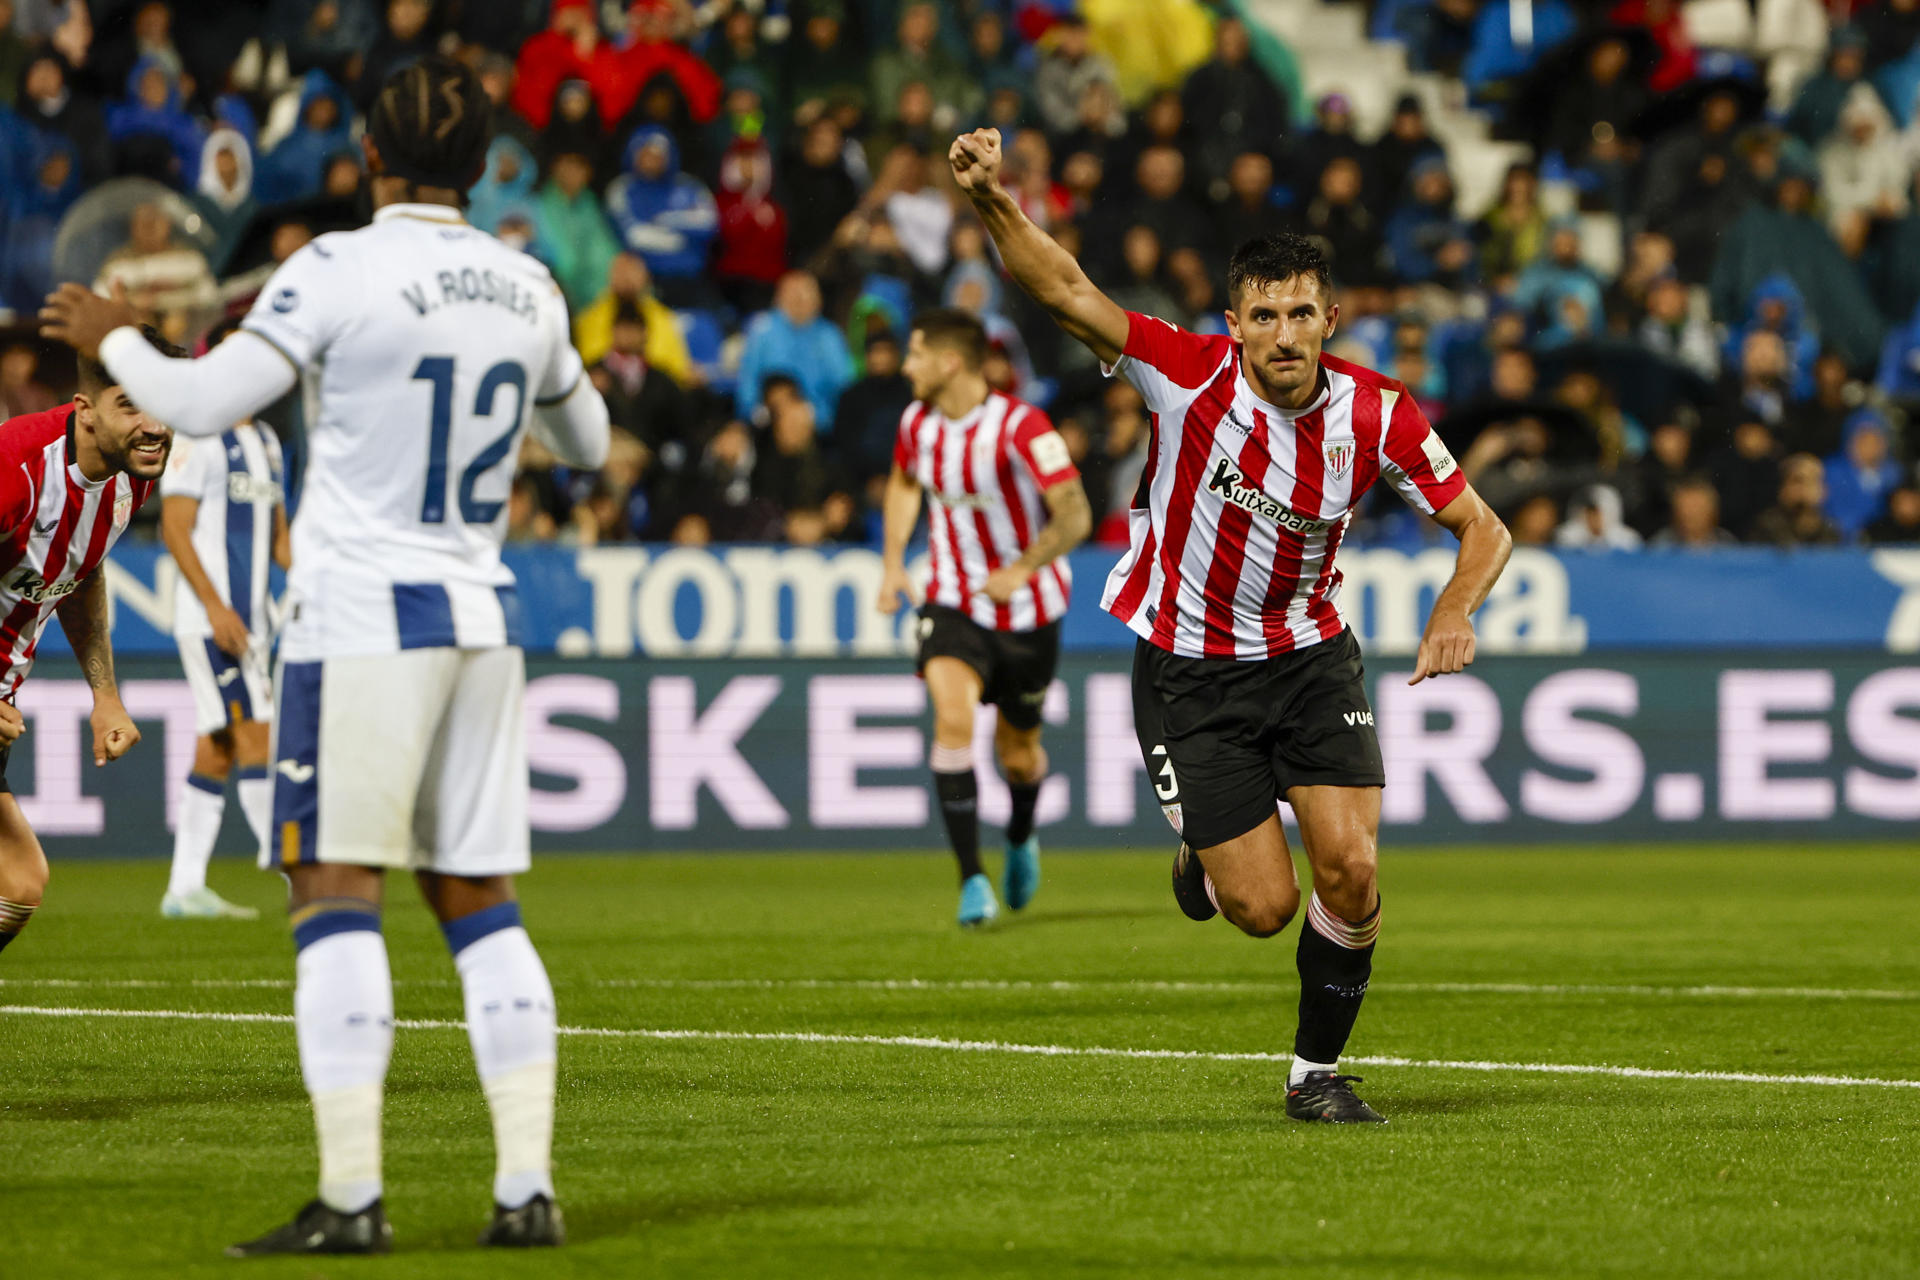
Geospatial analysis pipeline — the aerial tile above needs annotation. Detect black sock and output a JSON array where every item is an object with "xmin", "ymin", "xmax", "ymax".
[
  {"xmin": 1005, "ymin": 780, "xmax": 1042, "ymax": 845},
  {"xmin": 1293, "ymin": 895, "xmax": 1381, "ymax": 1066},
  {"xmin": 934, "ymin": 769, "xmax": 982, "ymax": 882}
]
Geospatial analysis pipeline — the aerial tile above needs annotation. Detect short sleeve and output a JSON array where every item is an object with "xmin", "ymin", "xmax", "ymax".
[
  {"xmin": 534, "ymin": 279, "xmax": 586, "ymax": 405},
  {"xmin": 1379, "ymin": 388, "xmax": 1466, "ymax": 516},
  {"xmin": 1103, "ymin": 311, "xmax": 1235, "ymax": 416},
  {"xmin": 0, "ymin": 457, "xmax": 34, "ymax": 533},
  {"xmin": 158, "ymin": 435, "xmax": 211, "ymax": 500},
  {"xmin": 1009, "ymin": 404, "xmax": 1078, "ymax": 489},
  {"xmin": 239, "ymin": 237, "xmax": 359, "ymax": 370},
  {"xmin": 892, "ymin": 404, "xmax": 921, "ymax": 474}
]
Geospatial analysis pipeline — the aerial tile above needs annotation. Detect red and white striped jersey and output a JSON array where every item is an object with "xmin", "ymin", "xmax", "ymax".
[
  {"xmin": 0, "ymin": 406, "xmax": 155, "ymax": 699},
  {"xmin": 893, "ymin": 390, "xmax": 1079, "ymax": 631},
  {"xmin": 1102, "ymin": 311, "xmax": 1466, "ymax": 660}
]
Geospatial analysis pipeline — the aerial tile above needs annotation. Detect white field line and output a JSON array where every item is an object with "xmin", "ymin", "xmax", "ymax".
[
  {"xmin": 3, "ymin": 1003, "xmax": 1918, "ymax": 1092},
  {"xmin": 1, "ymin": 976, "xmax": 1917, "ymax": 1001}
]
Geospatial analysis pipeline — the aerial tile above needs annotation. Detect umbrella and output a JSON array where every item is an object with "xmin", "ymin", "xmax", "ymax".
[
  {"xmin": 1509, "ymin": 26, "xmax": 1660, "ymax": 151},
  {"xmin": 1628, "ymin": 73, "xmax": 1767, "ymax": 144},
  {"xmin": 219, "ymin": 194, "xmax": 362, "ymax": 279},
  {"xmin": 1434, "ymin": 397, "xmax": 1601, "ymax": 461},
  {"xmin": 1531, "ymin": 338, "xmax": 1716, "ymax": 426}
]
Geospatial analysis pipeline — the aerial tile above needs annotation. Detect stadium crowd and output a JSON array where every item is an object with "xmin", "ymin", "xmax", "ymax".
[{"xmin": 6, "ymin": 0, "xmax": 1920, "ymax": 551}]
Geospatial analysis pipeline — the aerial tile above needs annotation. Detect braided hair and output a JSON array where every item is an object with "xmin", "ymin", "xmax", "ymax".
[{"xmin": 367, "ymin": 56, "xmax": 492, "ymax": 201}]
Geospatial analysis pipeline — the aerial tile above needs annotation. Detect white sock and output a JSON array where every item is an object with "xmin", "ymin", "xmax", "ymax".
[
  {"xmin": 453, "ymin": 919, "xmax": 558, "ymax": 1208},
  {"xmin": 1289, "ymin": 1055, "xmax": 1338, "ymax": 1086},
  {"xmin": 295, "ymin": 925, "xmax": 393, "ymax": 1213},
  {"xmin": 167, "ymin": 776, "xmax": 226, "ymax": 897},
  {"xmin": 237, "ymin": 771, "xmax": 273, "ymax": 861}
]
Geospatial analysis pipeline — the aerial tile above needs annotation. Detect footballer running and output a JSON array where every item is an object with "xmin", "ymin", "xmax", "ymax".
[
  {"xmin": 949, "ymin": 127, "xmax": 1513, "ymax": 1123},
  {"xmin": 876, "ymin": 307, "xmax": 1091, "ymax": 926}
]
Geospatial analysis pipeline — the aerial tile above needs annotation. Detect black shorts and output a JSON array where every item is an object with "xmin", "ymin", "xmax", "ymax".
[
  {"xmin": 0, "ymin": 745, "xmax": 9, "ymax": 795},
  {"xmin": 916, "ymin": 604, "xmax": 1061, "ymax": 731},
  {"xmin": 1131, "ymin": 628, "xmax": 1384, "ymax": 850}
]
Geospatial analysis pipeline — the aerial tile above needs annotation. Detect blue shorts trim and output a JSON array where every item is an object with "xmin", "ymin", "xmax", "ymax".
[
  {"xmin": 393, "ymin": 583, "xmax": 458, "ymax": 650},
  {"xmin": 271, "ymin": 660, "xmax": 322, "ymax": 867},
  {"xmin": 203, "ymin": 639, "xmax": 255, "ymax": 725}
]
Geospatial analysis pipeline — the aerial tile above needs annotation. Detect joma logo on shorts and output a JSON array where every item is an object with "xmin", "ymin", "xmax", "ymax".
[
  {"xmin": 1343, "ymin": 710, "xmax": 1374, "ymax": 727},
  {"xmin": 1206, "ymin": 458, "xmax": 1330, "ymax": 533}
]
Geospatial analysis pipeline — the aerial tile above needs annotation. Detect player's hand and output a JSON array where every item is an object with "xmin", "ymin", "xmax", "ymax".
[
  {"xmin": 1409, "ymin": 608, "xmax": 1476, "ymax": 685},
  {"xmin": 949, "ymin": 128, "xmax": 1004, "ymax": 196},
  {"xmin": 982, "ymin": 564, "xmax": 1032, "ymax": 605},
  {"xmin": 89, "ymin": 695, "xmax": 139, "ymax": 766},
  {"xmin": 38, "ymin": 280, "xmax": 139, "ymax": 362},
  {"xmin": 876, "ymin": 561, "xmax": 919, "ymax": 615},
  {"xmin": 209, "ymin": 604, "xmax": 251, "ymax": 659},
  {"xmin": 0, "ymin": 701, "xmax": 24, "ymax": 748}
]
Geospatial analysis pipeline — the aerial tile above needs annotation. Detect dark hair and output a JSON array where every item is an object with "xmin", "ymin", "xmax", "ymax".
[
  {"xmin": 611, "ymin": 299, "xmax": 647, "ymax": 328},
  {"xmin": 911, "ymin": 306, "xmax": 989, "ymax": 369},
  {"xmin": 367, "ymin": 56, "xmax": 492, "ymax": 196},
  {"xmin": 77, "ymin": 324, "xmax": 183, "ymax": 395},
  {"xmin": 1226, "ymin": 232, "xmax": 1333, "ymax": 306},
  {"xmin": 760, "ymin": 372, "xmax": 802, "ymax": 404}
]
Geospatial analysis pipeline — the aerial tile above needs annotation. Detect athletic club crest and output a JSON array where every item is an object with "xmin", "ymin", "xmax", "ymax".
[
  {"xmin": 112, "ymin": 488, "xmax": 132, "ymax": 529},
  {"xmin": 1324, "ymin": 441, "xmax": 1354, "ymax": 479}
]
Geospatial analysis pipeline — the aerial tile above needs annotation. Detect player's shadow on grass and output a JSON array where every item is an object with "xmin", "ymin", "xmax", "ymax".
[
  {"xmin": 1253, "ymin": 1088, "xmax": 1511, "ymax": 1119},
  {"xmin": 498, "ymin": 1185, "xmax": 869, "ymax": 1245},
  {"xmin": 990, "ymin": 906, "xmax": 1163, "ymax": 929}
]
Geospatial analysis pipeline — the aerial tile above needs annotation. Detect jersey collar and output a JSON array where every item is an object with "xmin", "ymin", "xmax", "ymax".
[
  {"xmin": 373, "ymin": 203, "xmax": 469, "ymax": 226},
  {"xmin": 1236, "ymin": 356, "xmax": 1330, "ymax": 421}
]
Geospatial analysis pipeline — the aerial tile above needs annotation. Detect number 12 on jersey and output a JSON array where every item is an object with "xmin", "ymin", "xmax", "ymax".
[{"xmin": 412, "ymin": 355, "xmax": 528, "ymax": 525}]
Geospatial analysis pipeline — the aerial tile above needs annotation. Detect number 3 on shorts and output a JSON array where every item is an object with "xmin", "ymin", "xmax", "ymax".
[{"xmin": 1150, "ymin": 744, "xmax": 1179, "ymax": 801}]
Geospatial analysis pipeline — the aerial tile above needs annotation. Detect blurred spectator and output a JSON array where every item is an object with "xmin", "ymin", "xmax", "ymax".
[
  {"xmin": 753, "ymin": 376, "xmax": 855, "ymax": 545},
  {"xmin": 1371, "ymin": 94, "xmax": 1446, "ymax": 209},
  {"xmin": 1865, "ymin": 485, "xmax": 1920, "ymax": 543},
  {"xmin": 1214, "ymin": 150, "xmax": 1282, "ymax": 254},
  {"xmin": 1786, "ymin": 31, "xmax": 1867, "ymax": 146},
  {"xmin": 107, "ymin": 56, "xmax": 204, "ymax": 187},
  {"xmin": 1396, "ymin": 0, "xmax": 1479, "ymax": 76},
  {"xmin": 256, "ymin": 71, "xmax": 354, "ymax": 204},
  {"xmin": 1637, "ymin": 272, "xmax": 1718, "ymax": 381},
  {"xmin": 714, "ymin": 134, "xmax": 788, "ymax": 314},
  {"xmin": 605, "ymin": 126, "xmax": 719, "ymax": 307},
  {"xmin": 1555, "ymin": 484, "xmax": 1643, "ymax": 549},
  {"xmin": 1476, "ymin": 162, "xmax": 1549, "ymax": 287},
  {"xmin": 268, "ymin": 0, "xmax": 372, "ymax": 82},
  {"xmin": 1546, "ymin": 34, "xmax": 1649, "ymax": 178},
  {"xmin": 1640, "ymin": 86, "xmax": 1747, "ymax": 240},
  {"xmin": 675, "ymin": 418, "xmax": 779, "ymax": 540},
  {"xmin": 1461, "ymin": 416, "xmax": 1565, "ymax": 514},
  {"xmin": 0, "ymin": 344, "xmax": 57, "ymax": 418},
  {"xmin": 1608, "ymin": 0, "xmax": 1694, "ymax": 94},
  {"xmin": 96, "ymin": 202, "xmax": 216, "ymax": 323},
  {"xmin": 1005, "ymin": 128, "xmax": 1072, "ymax": 232},
  {"xmin": 707, "ymin": 6, "xmax": 786, "ymax": 126},
  {"xmin": 541, "ymin": 79, "xmax": 611, "ymax": 181},
  {"xmin": 1108, "ymin": 224, "xmax": 1182, "ymax": 322},
  {"xmin": 1385, "ymin": 156, "xmax": 1475, "ymax": 288},
  {"xmin": 591, "ymin": 302, "xmax": 694, "ymax": 462},
  {"xmin": 1651, "ymin": 474, "xmax": 1737, "ymax": 547},
  {"xmin": 541, "ymin": 148, "xmax": 622, "ymax": 313},
  {"xmin": 1751, "ymin": 452, "xmax": 1844, "ymax": 545},
  {"xmin": 1824, "ymin": 408, "xmax": 1903, "ymax": 538},
  {"xmin": 1720, "ymin": 329, "xmax": 1793, "ymax": 431},
  {"xmin": 872, "ymin": 145, "xmax": 952, "ymax": 276},
  {"xmin": 1819, "ymin": 84, "xmax": 1908, "ymax": 240},
  {"xmin": 1034, "ymin": 13, "xmax": 1118, "ymax": 137},
  {"xmin": 780, "ymin": 117, "xmax": 860, "ymax": 264},
  {"xmin": 1122, "ymin": 145, "xmax": 1207, "ymax": 259},
  {"xmin": 1787, "ymin": 351, "xmax": 1860, "ymax": 457},
  {"xmin": 833, "ymin": 330, "xmax": 913, "ymax": 502},
  {"xmin": 870, "ymin": 1, "xmax": 974, "ymax": 127},
  {"xmin": 351, "ymin": 0, "xmax": 436, "ymax": 109},
  {"xmin": 13, "ymin": 49, "xmax": 110, "ymax": 184},
  {"xmin": 1180, "ymin": 16, "xmax": 1287, "ymax": 196},
  {"xmin": 618, "ymin": 1, "xmax": 723, "ymax": 128},
  {"xmin": 1710, "ymin": 155, "xmax": 1885, "ymax": 370},
  {"xmin": 1709, "ymin": 418, "xmax": 1785, "ymax": 538},
  {"xmin": 469, "ymin": 136, "xmax": 541, "ymax": 239},
  {"xmin": 0, "ymin": 0, "xmax": 30, "ymax": 106},
  {"xmin": 1508, "ymin": 493, "xmax": 1562, "ymax": 546},
  {"xmin": 1722, "ymin": 274, "xmax": 1817, "ymax": 398},
  {"xmin": 507, "ymin": 472, "xmax": 558, "ymax": 543},
  {"xmin": 0, "ymin": 133, "xmax": 81, "ymax": 310},
  {"xmin": 192, "ymin": 128, "xmax": 256, "ymax": 274},
  {"xmin": 1463, "ymin": 0, "xmax": 1575, "ymax": 106},
  {"xmin": 1295, "ymin": 155, "xmax": 1388, "ymax": 287},
  {"xmin": 1083, "ymin": 379, "xmax": 1152, "ymax": 541},
  {"xmin": 1291, "ymin": 93, "xmax": 1365, "ymax": 197},
  {"xmin": 574, "ymin": 252, "xmax": 694, "ymax": 384},
  {"xmin": 787, "ymin": 2, "xmax": 867, "ymax": 120},
  {"xmin": 1514, "ymin": 218, "xmax": 1604, "ymax": 345},
  {"xmin": 735, "ymin": 269, "xmax": 853, "ymax": 421},
  {"xmin": 513, "ymin": 0, "xmax": 625, "ymax": 131},
  {"xmin": 1622, "ymin": 417, "xmax": 1696, "ymax": 535},
  {"xmin": 474, "ymin": 51, "xmax": 539, "ymax": 154}
]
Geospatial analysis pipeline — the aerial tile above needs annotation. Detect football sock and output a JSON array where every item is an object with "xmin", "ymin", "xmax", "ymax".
[
  {"xmin": 235, "ymin": 766, "xmax": 273, "ymax": 861},
  {"xmin": 930, "ymin": 743, "xmax": 982, "ymax": 882},
  {"xmin": 1006, "ymin": 779, "xmax": 1042, "ymax": 845},
  {"xmin": 0, "ymin": 897, "xmax": 37, "ymax": 954},
  {"xmin": 1290, "ymin": 893, "xmax": 1381, "ymax": 1084},
  {"xmin": 166, "ymin": 773, "xmax": 226, "ymax": 897},
  {"xmin": 443, "ymin": 902, "xmax": 558, "ymax": 1209},
  {"xmin": 292, "ymin": 900, "xmax": 393, "ymax": 1214}
]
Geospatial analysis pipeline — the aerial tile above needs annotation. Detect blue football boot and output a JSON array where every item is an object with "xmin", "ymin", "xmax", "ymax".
[{"xmin": 957, "ymin": 872, "xmax": 999, "ymax": 927}]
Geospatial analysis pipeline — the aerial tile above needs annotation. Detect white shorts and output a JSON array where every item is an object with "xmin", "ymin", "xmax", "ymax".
[
  {"xmin": 178, "ymin": 636, "xmax": 273, "ymax": 736},
  {"xmin": 264, "ymin": 646, "xmax": 530, "ymax": 875}
]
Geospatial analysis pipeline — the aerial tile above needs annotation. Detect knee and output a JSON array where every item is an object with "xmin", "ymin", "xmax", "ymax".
[
  {"xmin": 0, "ymin": 859, "xmax": 47, "ymax": 905},
  {"xmin": 1314, "ymin": 850, "xmax": 1378, "ymax": 920},
  {"xmin": 1222, "ymin": 893, "xmax": 1296, "ymax": 939},
  {"xmin": 997, "ymin": 737, "xmax": 1045, "ymax": 784}
]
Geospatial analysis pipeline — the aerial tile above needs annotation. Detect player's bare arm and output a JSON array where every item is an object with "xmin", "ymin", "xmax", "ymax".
[
  {"xmin": 949, "ymin": 129, "xmax": 1129, "ymax": 368},
  {"xmin": 54, "ymin": 569, "xmax": 140, "ymax": 765},
  {"xmin": 272, "ymin": 502, "xmax": 292, "ymax": 572},
  {"xmin": 1409, "ymin": 484, "xmax": 1512, "ymax": 685},
  {"xmin": 38, "ymin": 280, "xmax": 138, "ymax": 361},
  {"xmin": 876, "ymin": 465, "xmax": 924, "ymax": 616},
  {"xmin": 161, "ymin": 495, "xmax": 251, "ymax": 658},
  {"xmin": 983, "ymin": 478, "xmax": 1091, "ymax": 605}
]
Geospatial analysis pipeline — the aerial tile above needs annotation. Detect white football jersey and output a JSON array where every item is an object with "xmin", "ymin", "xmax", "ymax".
[
  {"xmin": 159, "ymin": 421, "xmax": 283, "ymax": 641},
  {"xmin": 240, "ymin": 202, "xmax": 583, "ymax": 660}
]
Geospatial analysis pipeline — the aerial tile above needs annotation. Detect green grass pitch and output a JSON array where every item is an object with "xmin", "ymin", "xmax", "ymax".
[{"xmin": 2, "ymin": 846, "xmax": 1917, "ymax": 1279}]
